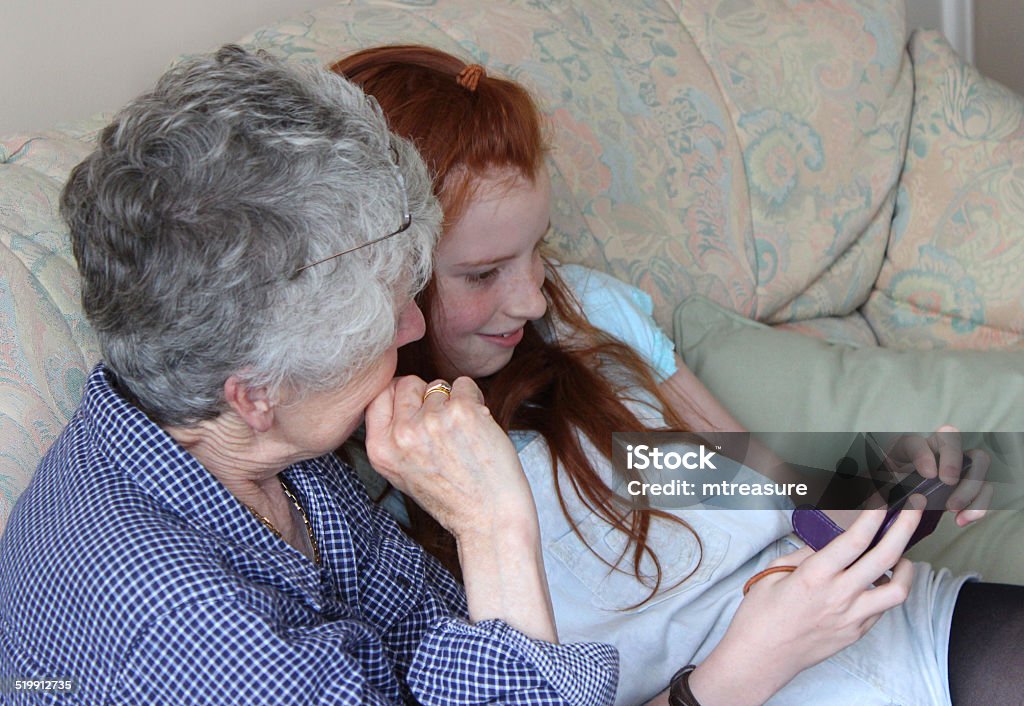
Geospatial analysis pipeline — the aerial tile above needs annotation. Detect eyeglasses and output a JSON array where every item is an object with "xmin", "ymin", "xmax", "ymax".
[{"xmin": 290, "ymin": 142, "xmax": 412, "ymax": 279}]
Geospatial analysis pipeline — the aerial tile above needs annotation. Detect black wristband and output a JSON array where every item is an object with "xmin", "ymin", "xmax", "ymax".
[{"xmin": 668, "ymin": 664, "xmax": 701, "ymax": 706}]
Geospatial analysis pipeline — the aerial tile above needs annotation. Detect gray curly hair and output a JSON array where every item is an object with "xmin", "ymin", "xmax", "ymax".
[{"xmin": 62, "ymin": 45, "xmax": 439, "ymax": 426}]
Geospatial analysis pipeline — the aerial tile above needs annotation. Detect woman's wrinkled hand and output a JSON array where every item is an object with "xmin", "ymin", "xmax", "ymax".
[{"xmin": 364, "ymin": 376, "xmax": 535, "ymax": 541}]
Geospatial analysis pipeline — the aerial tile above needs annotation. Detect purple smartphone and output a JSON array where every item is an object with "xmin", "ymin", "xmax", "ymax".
[{"xmin": 792, "ymin": 457, "xmax": 969, "ymax": 553}]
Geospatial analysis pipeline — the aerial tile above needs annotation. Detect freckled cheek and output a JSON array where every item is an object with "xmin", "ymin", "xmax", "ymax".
[{"xmin": 431, "ymin": 286, "xmax": 500, "ymax": 339}]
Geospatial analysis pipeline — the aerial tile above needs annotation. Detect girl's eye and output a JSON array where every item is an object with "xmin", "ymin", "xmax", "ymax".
[{"xmin": 465, "ymin": 269, "xmax": 498, "ymax": 285}]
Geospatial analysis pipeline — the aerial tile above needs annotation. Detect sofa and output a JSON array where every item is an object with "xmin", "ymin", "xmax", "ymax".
[{"xmin": 2, "ymin": 0, "xmax": 1023, "ymax": 579}]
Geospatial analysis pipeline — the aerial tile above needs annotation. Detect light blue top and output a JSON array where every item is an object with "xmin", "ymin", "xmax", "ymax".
[{"xmin": 548, "ymin": 263, "xmax": 677, "ymax": 382}]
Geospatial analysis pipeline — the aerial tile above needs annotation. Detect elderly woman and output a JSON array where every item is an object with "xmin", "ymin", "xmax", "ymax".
[{"xmin": 0, "ymin": 46, "xmax": 616, "ymax": 705}]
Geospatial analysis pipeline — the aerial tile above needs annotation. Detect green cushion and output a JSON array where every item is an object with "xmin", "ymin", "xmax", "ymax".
[{"xmin": 675, "ymin": 295, "xmax": 1024, "ymax": 433}]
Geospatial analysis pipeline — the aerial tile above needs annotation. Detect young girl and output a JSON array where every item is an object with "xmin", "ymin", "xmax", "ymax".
[{"xmin": 333, "ymin": 46, "xmax": 1020, "ymax": 706}]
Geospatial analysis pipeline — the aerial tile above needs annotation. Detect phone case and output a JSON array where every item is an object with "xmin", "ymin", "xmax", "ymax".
[{"xmin": 792, "ymin": 458, "xmax": 967, "ymax": 553}]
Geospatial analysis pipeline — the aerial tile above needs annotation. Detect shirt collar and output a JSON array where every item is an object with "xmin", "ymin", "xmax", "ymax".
[{"xmin": 81, "ymin": 364, "xmax": 326, "ymax": 602}]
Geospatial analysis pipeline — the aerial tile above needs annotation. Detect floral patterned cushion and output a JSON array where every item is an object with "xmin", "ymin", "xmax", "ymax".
[
  {"xmin": 677, "ymin": 1, "xmax": 911, "ymax": 326},
  {"xmin": 863, "ymin": 30, "xmax": 1024, "ymax": 348},
  {"xmin": 0, "ymin": 127, "xmax": 105, "ymax": 527}
]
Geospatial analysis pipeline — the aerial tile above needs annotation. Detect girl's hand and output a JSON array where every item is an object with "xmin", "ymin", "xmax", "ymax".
[
  {"xmin": 883, "ymin": 426, "xmax": 991, "ymax": 527},
  {"xmin": 686, "ymin": 499, "xmax": 925, "ymax": 706}
]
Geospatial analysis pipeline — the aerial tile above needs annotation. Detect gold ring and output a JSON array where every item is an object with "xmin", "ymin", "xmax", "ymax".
[{"xmin": 422, "ymin": 381, "xmax": 453, "ymax": 402}]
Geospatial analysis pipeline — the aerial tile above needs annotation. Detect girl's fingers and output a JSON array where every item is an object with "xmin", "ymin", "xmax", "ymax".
[
  {"xmin": 947, "ymin": 448, "xmax": 989, "ymax": 513},
  {"xmin": 955, "ymin": 482, "xmax": 993, "ymax": 526},
  {"xmin": 802, "ymin": 507, "xmax": 890, "ymax": 575},
  {"xmin": 843, "ymin": 495, "xmax": 925, "ymax": 588},
  {"xmin": 854, "ymin": 556, "xmax": 915, "ymax": 618},
  {"xmin": 771, "ymin": 545, "xmax": 815, "ymax": 567},
  {"xmin": 896, "ymin": 434, "xmax": 938, "ymax": 479},
  {"xmin": 933, "ymin": 426, "xmax": 965, "ymax": 485},
  {"xmin": 885, "ymin": 427, "xmax": 961, "ymax": 482}
]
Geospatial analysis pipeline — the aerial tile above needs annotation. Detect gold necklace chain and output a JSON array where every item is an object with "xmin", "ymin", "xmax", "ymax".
[{"xmin": 245, "ymin": 478, "xmax": 321, "ymax": 565}]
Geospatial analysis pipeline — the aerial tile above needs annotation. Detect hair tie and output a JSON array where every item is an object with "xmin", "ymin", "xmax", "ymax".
[{"xmin": 456, "ymin": 64, "xmax": 486, "ymax": 92}]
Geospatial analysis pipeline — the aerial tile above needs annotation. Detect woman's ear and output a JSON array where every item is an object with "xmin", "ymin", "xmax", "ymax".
[{"xmin": 223, "ymin": 375, "xmax": 275, "ymax": 433}]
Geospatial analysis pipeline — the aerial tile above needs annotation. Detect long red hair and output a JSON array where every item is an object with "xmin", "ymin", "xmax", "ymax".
[{"xmin": 332, "ymin": 45, "xmax": 700, "ymax": 603}]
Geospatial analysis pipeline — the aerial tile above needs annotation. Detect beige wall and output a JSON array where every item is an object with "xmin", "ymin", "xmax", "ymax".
[
  {"xmin": 975, "ymin": 0, "xmax": 1024, "ymax": 96},
  {"xmin": 0, "ymin": 0, "xmax": 327, "ymax": 133}
]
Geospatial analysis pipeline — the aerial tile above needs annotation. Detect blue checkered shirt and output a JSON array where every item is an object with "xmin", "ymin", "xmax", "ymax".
[{"xmin": 0, "ymin": 365, "xmax": 618, "ymax": 705}]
